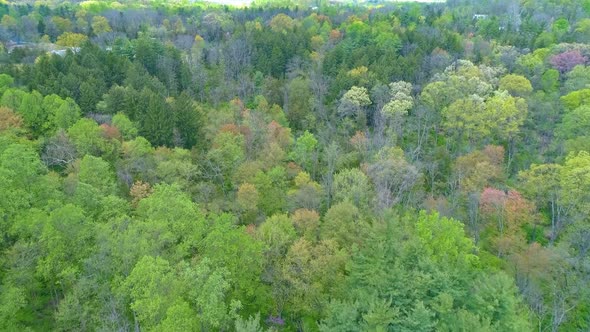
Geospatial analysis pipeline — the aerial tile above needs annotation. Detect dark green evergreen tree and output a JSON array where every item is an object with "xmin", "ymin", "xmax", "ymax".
[
  {"xmin": 138, "ymin": 88, "xmax": 174, "ymax": 147},
  {"xmin": 173, "ymin": 91, "xmax": 203, "ymax": 149}
]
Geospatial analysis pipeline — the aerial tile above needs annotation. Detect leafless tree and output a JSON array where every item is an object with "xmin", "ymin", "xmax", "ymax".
[
  {"xmin": 370, "ymin": 83, "xmax": 391, "ymax": 149},
  {"xmin": 321, "ymin": 142, "xmax": 340, "ymax": 209},
  {"xmin": 223, "ymin": 38, "xmax": 251, "ymax": 80},
  {"xmin": 310, "ymin": 68, "xmax": 329, "ymax": 122},
  {"xmin": 156, "ymin": 55, "xmax": 179, "ymax": 95},
  {"xmin": 367, "ymin": 151, "xmax": 421, "ymax": 211},
  {"xmin": 20, "ymin": 16, "xmax": 38, "ymax": 41},
  {"xmin": 237, "ymin": 73, "xmax": 255, "ymax": 104},
  {"xmin": 103, "ymin": 10, "xmax": 124, "ymax": 33},
  {"xmin": 286, "ymin": 56, "xmax": 307, "ymax": 80},
  {"xmin": 42, "ymin": 131, "xmax": 77, "ymax": 169},
  {"xmin": 174, "ymin": 34, "xmax": 194, "ymax": 51}
]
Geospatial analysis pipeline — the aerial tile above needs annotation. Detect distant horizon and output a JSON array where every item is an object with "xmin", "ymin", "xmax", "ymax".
[{"xmin": 202, "ymin": 0, "xmax": 445, "ymax": 6}]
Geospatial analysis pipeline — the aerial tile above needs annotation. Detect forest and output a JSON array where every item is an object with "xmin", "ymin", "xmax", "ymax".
[{"xmin": 0, "ymin": 0, "xmax": 589, "ymax": 330}]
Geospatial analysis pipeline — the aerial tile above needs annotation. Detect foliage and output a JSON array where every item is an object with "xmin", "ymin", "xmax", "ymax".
[
  {"xmin": 56, "ymin": 32, "xmax": 88, "ymax": 47},
  {"xmin": 0, "ymin": 0, "xmax": 589, "ymax": 330}
]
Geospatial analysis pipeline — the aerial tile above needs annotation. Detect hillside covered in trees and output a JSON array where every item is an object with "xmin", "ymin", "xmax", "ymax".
[{"xmin": 0, "ymin": 0, "xmax": 590, "ymax": 330}]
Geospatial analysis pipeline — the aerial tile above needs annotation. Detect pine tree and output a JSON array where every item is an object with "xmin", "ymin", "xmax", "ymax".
[
  {"xmin": 173, "ymin": 91, "xmax": 203, "ymax": 149},
  {"xmin": 138, "ymin": 88, "xmax": 174, "ymax": 147}
]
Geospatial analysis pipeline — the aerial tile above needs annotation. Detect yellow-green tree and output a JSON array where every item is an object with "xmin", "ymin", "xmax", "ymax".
[
  {"xmin": 91, "ymin": 16, "xmax": 111, "ymax": 35},
  {"xmin": 443, "ymin": 91, "xmax": 527, "ymax": 148},
  {"xmin": 56, "ymin": 32, "xmax": 88, "ymax": 47}
]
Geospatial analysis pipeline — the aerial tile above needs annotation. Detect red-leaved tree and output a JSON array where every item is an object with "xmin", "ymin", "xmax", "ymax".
[{"xmin": 480, "ymin": 187, "xmax": 535, "ymax": 256}]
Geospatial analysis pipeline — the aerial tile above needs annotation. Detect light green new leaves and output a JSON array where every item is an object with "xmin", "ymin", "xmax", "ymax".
[
  {"xmin": 0, "ymin": 144, "xmax": 46, "ymax": 233},
  {"xmin": 112, "ymin": 113, "xmax": 138, "ymax": 140},
  {"xmin": 557, "ymin": 105, "xmax": 590, "ymax": 153},
  {"xmin": 181, "ymin": 258, "xmax": 233, "ymax": 329},
  {"xmin": 560, "ymin": 151, "xmax": 590, "ymax": 217},
  {"xmin": 415, "ymin": 211, "xmax": 478, "ymax": 267},
  {"xmin": 18, "ymin": 91, "xmax": 44, "ymax": 136},
  {"xmin": 342, "ymin": 86, "xmax": 371, "ymax": 108},
  {"xmin": 135, "ymin": 183, "xmax": 205, "ymax": 260},
  {"xmin": 0, "ymin": 74, "xmax": 14, "ymax": 95},
  {"xmin": 332, "ymin": 168, "xmax": 371, "ymax": 210},
  {"xmin": 561, "ymin": 88, "xmax": 590, "ymax": 110},
  {"xmin": 442, "ymin": 91, "xmax": 527, "ymax": 146},
  {"xmin": 498, "ymin": 74, "xmax": 533, "ymax": 97},
  {"xmin": 37, "ymin": 204, "xmax": 91, "ymax": 288},
  {"xmin": 0, "ymin": 283, "xmax": 28, "ymax": 332},
  {"xmin": 78, "ymin": 155, "xmax": 116, "ymax": 195},
  {"xmin": 125, "ymin": 256, "xmax": 180, "ymax": 329},
  {"xmin": 289, "ymin": 131, "xmax": 318, "ymax": 172}
]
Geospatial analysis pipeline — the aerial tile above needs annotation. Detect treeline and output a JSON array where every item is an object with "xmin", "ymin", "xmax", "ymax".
[{"xmin": 0, "ymin": 0, "xmax": 589, "ymax": 331}]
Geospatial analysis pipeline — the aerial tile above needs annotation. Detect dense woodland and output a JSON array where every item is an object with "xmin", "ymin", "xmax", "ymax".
[{"xmin": 0, "ymin": 0, "xmax": 590, "ymax": 330}]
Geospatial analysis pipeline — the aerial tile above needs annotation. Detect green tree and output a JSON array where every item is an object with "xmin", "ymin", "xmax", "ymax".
[
  {"xmin": 338, "ymin": 86, "xmax": 371, "ymax": 131},
  {"xmin": 138, "ymin": 88, "xmax": 174, "ymax": 147},
  {"xmin": 235, "ymin": 313, "xmax": 265, "ymax": 332},
  {"xmin": 0, "ymin": 143, "xmax": 47, "ymax": 241},
  {"xmin": 0, "ymin": 284, "xmax": 28, "ymax": 331},
  {"xmin": 56, "ymin": 32, "xmax": 88, "ymax": 47},
  {"xmin": 557, "ymin": 105, "xmax": 590, "ymax": 153},
  {"xmin": 281, "ymin": 238, "xmax": 348, "ymax": 321},
  {"xmin": 332, "ymin": 168, "xmax": 371, "ymax": 210},
  {"xmin": 499, "ymin": 74, "xmax": 533, "ymax": 97},
  {"xmin": 560, "ymin": 151, "xmax": 590, "ymax": 221},
  {"xmin": 237, "ymin": 183, "xmax": 259, "ymax": 223},
  {"xmin": 286, "ymin": 77, "xmax": 313, "ymax": 131},
  {"xmin": 200, "ymin": 214, "xmax": 268, "ymax": 314},
  {"xmin": 156, "ymin": 301, "xmax": 198, "ymax": 332},
  {"xmin": 319, "ymin": 300, "xmax": 362, "ymax": 331},
  {"xmin": 207, "ymin": 131, "xmax": 245, "ymax": 188},
  {"xmin": 253, "ymin": 167, "xmax": 287, "ymax": 216},
  {"xmin": 18, "ymin": 91, "xmax": 45, "ymax": 136},
  {"xmin": 42, "ymin": 95, "xmax": 81, "ymax": 133},
  {"xmin": 258, "ymin": 214, "xmax": 297, "ymax": 258},
  {"xmin": 332, "ymin": 211, "xmax": 530, "ymax": 331},
  {"xmin": 564, "ymin": 65, "xmax": 590, "ymax": 93},
  {"xmin": 540, "ymin": 69, "xmax": 559, "ymax": 93},
  {"xmin": 91, "ymin": 16, "xmax": 111, "ymax": 35},
  {"xmin": 321, "ymin": 201, "xmax": 365, "ymax": 249},
  {"xmin": 135, "ymin": 183, "xmax": 206, "ymax": 261},
  {"xmin": 561, "ymin": 88, "xmax": 590, "ymax": 110},
  {"xmin": 67, "ymin": 118, "xmax": 107, "ymax": 157},
  {"xmin": 181, "ymin": 258, "xmax": 234, "ymax": 330},
  {"xmin": 443, "ymin": 91, "xmax": 527, "ymax": 149},
  {"xmin": 112, "ymin": 113, "xmax": 138, "ymax": 140},
  {"xmin": 0, "ymin": 74, "xmax": 14, "ymax": 95},
  {"xmin": 172, "ymin": 91, "xmax": 203, "ymax": 149},
  {"xmin": 78, "ymin": 81, "xmax": 102, "ymax": 115},
  {"xmin": 37, "ymin": 204, "xmax": 92, "ymax": 304},
  {"xmin": 289, "ymin": 131, "xmax": 318, "ymax": 174},
  {"xmin": 519, "ymin": 163, "xmax": 564, "ymax": 242},
  {"xmin": 1, "ymin": 89, "xmax": 26, "ymax": 111},
  {"xmin": 78, "ymin": 155, "xmax": 116, "ymax": 195},
  {"xmin": 124, "ymin": 256, "xmax": 180, "ymax": 329}
]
